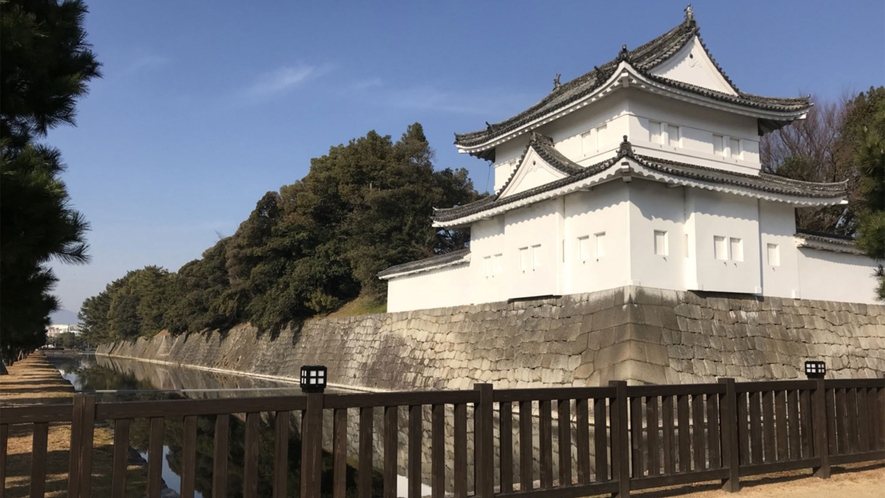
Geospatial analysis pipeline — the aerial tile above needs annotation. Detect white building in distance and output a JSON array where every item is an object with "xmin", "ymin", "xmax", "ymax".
[{"xmin": 379, "ymin": 8, "xmax": 879, "ymax": 313}]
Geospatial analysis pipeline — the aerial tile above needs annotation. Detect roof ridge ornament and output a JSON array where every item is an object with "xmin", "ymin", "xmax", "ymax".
[
  {"xmin": 618, "ymin": 135, "xmax": 633, "ymax": 156},
  {"xmin": 553, "ymin": 73, "xmax": 561, "ymax": 91},
  {"xmin": 684, "ymin": 4, "xmax": 694, "ymax": 21},
  {"xmin": 618, "ymin": 44, "xmax": 630, "ymax": 62}
]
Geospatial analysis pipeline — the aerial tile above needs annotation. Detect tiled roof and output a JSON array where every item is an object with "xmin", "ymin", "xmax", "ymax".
[
  {"xmin": 795, "ymin": 229, "xmax": 856, "ymax": 246},
  {"xmin": 433, "ymin": 137, "xmax": 847, "ymax": 224},
  {"xmin": 377, "ymin": 249, "xmax": 470, "ymax": 278},
  {"xmin": 454, "ymin": 15, "xmax": 811, "ymax": 150}
]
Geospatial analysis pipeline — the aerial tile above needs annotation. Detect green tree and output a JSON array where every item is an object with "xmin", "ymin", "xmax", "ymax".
[
  {"xmin": 849, "ymin": 89, "xmax": 885, "ymax": 300},
  {"xmin": 0, "ymin": 0, "xmax": 100, "ymax": 363}
]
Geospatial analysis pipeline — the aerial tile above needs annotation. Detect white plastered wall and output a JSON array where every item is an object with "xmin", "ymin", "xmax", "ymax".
[
  {"xmin": 385, "ymin": 264, "xmax": 471, "ymax": 313},
  {"xmin": 758, "ymin": 200, "xmax": 800, "ymax": 298},
  {"xmin": 504, "ymin": 198, "xmax": 563, "ymax": 299},
  {"xmin": 797, "ymin": 249, "xmax": 880, "ymax": 304},
  {"xmin": 469, "ymin": 217, "xmax": 507, "ymax": 303},
  {"xmin": 563, "ymin": 182, "xmax": 631, "ymax": 294},
  {"xmin": 685, "ymin": 188, "xmax": 762, "ymax": 293},
  {"xmin": 624, "ymin": 90, "xmax": 761, "ymax": 174},
  {"xmin": 628, "ymin": 180, "xmax": 687, "ymax": 290}
]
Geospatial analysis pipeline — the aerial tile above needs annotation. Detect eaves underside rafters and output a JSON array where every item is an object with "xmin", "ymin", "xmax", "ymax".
[
  {"xmin": 454, "ymin": 15, "xmax": 811, "ymax": 158},
  {"xmin": 432, "ymin": 138, "xmax": 847, "ymax": 228}
]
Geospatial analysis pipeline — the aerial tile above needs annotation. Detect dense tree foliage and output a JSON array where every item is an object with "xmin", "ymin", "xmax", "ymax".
[
  {"xmin": 0, "ymin": 0, "xmax": 100, "ymax": 363},
  {"xmin": 763, "ymin": 87, "xmax": 885, "ymax": 299},
  {"xmin": 79, "ymin": 124, "xmax": 482, "ymax": 343}
]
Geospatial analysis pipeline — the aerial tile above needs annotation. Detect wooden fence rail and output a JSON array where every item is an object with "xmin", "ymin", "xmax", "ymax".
[{"xmin": 1, "ymin": 377, "xmax": 883, "ymax": 498}]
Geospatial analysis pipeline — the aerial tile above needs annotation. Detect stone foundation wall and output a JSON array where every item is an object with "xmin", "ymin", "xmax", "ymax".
[{"xmin": 97, "ymin": 286, "xmax": 885, "ymax": 389}]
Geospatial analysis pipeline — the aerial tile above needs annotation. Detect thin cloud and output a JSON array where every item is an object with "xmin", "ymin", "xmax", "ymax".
[
  {"xmin": 124, "ymin": 54, "xmax": 168, "ymax": 74},
  {"xmin": 245, "ymin": 64, "xmax": 333, "ymax": 97},
  {"xmin": 350, "ymin": 77, "xmax": 384, "ymax": 90}
]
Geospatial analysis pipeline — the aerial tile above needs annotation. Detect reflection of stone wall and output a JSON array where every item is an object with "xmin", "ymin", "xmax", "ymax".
[{"xmin": 98, "ymin": 286, "xmax": 885, "ymax": 390}]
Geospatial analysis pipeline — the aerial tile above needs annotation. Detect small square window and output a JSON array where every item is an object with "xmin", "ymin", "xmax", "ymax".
[
  {"xmin": 714, "ymin": 236, "xmax": 727, "ymax": 261},
  {"xmin": 595, "ymin": 232, "xmax": 606, "ymax": 258},
  {"xmin": 730, "ymin": 237, "xmax": 743, "ymax": 262},
  {"xmin": 578, "ymin": 236, "xmax": 590, "ymax": 262},
  {"xmin": 767, "ymin": 243, "xmax": 780, "ymax": 267},
  {"xmin": 654, "ymin": 230, "xmax": 668, "ymax": 256}
]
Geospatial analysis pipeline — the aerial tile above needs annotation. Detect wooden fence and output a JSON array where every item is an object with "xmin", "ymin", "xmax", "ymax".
[{"xmin": 1, "ymin": 377, "xmax": 883, "ymax": 498}]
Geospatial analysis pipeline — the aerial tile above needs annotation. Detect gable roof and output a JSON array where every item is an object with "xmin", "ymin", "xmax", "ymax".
[
  {"xmin": 454, "ymin": 12, "xmax": 811, "ymax": 157},
  {"xmin": 433, "ymin": 137, "xmax": 848, "ymax": 227}
]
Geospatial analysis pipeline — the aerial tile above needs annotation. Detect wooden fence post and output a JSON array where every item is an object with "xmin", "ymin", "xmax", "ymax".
[
  {"xmin": 812, "ymin": 378, "xmax": 830, "ymax": 479},
  {"xmin": 474, "ymin": 383, "xmax": 494, "ymax": 498},
  {"xmin": 68, "ymin": 394, "xmax": 96, "ymax": 498},
  {"xmin": 718, "ymin": 378, "xmax": 740, "ymax": 492},
  {"xmin": 301, "ymin": 392, "xmax": 325, "ymax": 498},
  {"xmin": 609, "ymin": 380, "xmax": 630, "ymax": 498}
]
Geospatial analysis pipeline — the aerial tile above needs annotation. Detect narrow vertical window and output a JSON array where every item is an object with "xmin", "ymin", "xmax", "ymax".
[
  {"xmin": 493, "ymin": 254, "xmax": 503, "ymax": 274},
  {"xmin": 532, "ymin": 244, "xmax": 542, "ymax": 269},
  {"xmin": 595, "ymin": 232, "xmax": 606, "ymax": 258},
  {"xmin": 685, "ymin": 233, "xmax": 690, "ymax": 257},
  {"xmin": 649, "ymin": 121, "xmax": 662, "ymax": 144},
  {"xmin": 519, "ymin": 247, "xmax": 529, "ymax": 272},
  {"xmin": 730, "ymin": 138, "xmax": 741, "ymax": 159},
  {"xmin": 668, "ymin": 124, "xmax": 681, "ymax": 147},
  {"xmin": 767, "ymin": 243, "xmax": 780, "ymax": 267},
  {"xmin": 483, "ymin": 256, "xmax": 492, "ymax": 277},
  {"xmin": 578, "ymin": 235, "xmax": 590, "ymax": 263},
  {"xmin": 596, "ymin": 124, "xmax": 608, "ymax": 150},
  {"xmin": 714, "ymin": 236, "xmax": 727, "ymax": 261},
  {"xmin": 730, "ymin": 237, "xmax": 743, "ymax": 262},
  {"xmin": 581, "ymin": 131, "xmax": 593, "ymax": 157},
  {"xmin": 713, "ymin": 134, "xmax": 724, "ymax": 156},
  {"xmin": 654, "ymin": 230, "xmax": 668, "ymax": 256}
]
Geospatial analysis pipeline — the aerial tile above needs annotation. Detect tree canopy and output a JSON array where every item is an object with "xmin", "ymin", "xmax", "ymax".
[
  {"xmin": 0, "ymin": 0, "xmax": 100, "ymax": 363},
  {"xmin": 763, "ymin": 86, "xmax": 885, "ymax": 299},
  {"xmin": 79, "ymin": 123, "xmax": 482, "ymax": 343}
]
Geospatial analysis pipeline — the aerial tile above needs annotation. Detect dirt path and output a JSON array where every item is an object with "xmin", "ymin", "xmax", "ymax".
[
  {"xmin": 628, "ymin": 462, "xmax": 885, "ymax": 498},
  {"xmin": 0, "ymin": 351, "xmax": 147, "ymax": 498}
]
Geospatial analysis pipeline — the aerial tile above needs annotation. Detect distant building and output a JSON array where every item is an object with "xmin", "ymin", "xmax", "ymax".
[
  {"xmin": 46, "ymin": 324, "xmax": 81, "ymax": 338},
  {"xmin": 379, "ymin": 8, "xmax": 878, "ymax": 312}
]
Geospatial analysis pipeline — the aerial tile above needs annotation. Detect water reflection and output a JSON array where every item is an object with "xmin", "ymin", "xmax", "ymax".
[{"xmin": 45, "ymin": 354, "xmax": 382, "ymax": 498}]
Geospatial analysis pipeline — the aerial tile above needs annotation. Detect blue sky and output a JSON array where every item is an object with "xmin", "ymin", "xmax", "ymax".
[{"xmin": 47, "ymin": 0, "xmax": 884, "ymax": 315}]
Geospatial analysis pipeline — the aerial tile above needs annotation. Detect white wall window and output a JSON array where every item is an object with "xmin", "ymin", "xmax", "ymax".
[
  {"xmin": 729, "ymin": 138, "xmax": 741, "ymax": 159},
  {"xmin": 595, "ymin": 232, "xmax": 606, "ymax": 258},
  {"xmin": 519, "ymin": 247, "xmax": 530, "ymax": 272},
  {"xmin": 483, "ymin": 256, "xmax": 492, "ymax": 277},
  {"xmin": 531, "ymin": 244, "xmax": 542, "ymax": 269},
  {"xmin": 596, "ymin": 124, "xmax": 608, "ymax": 150},
  {"xmin": 649, "ymin": 121, "xmax": 662, "ymax": 144},
  {"xmin": 729, "ymin": 237, "xmax": 743, "ymax": 262},
  {"xmin": 685, "ymin": 233, "xmax": 690, "ymax": 258},
  {"xmin": 654, "ymin": 230, "xmax": 668, "ymax": 256},
  {"xmin": 581, "ymin": 131, "xmax": 592, "ymax": 157},
  {"xmin": 667, "ymin": 124, "xmax": 681, "ymax": 147},
  {"xmin": 493, "ymin": 254, "xmax": 503, "ymax": 275},
  {"xmin": 714, "ymin": 236, "xmax": 728, "ymax": 261},
  {"xmin": 713, "ymin": 134, "xmax": 724, "ymax": 156},
  {"xmin": 578, "ymin": 235, "xmax": 591, "ymax": 263},
  {"xmin": 767, "ymin": 243, "xmax": 780, "ymax": 267}
]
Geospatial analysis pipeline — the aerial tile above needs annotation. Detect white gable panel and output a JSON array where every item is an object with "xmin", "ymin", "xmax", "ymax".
[
  {"xmin": 498, "ymin": 148, "xmax": 568, "ymax": 198},
  {"xmin": 649, "ymin": 36, "xmax": 738, "ymax": 96}
]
